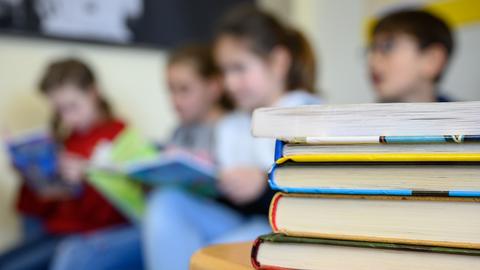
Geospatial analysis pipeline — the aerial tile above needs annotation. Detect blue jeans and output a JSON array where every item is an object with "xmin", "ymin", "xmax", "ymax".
[
  {"xmin": 22, "ymin": 215, "xmax": 47, "ymax": 242},
  {"xmin": 0, "ymin": 216, "xmax": 61, "ymax": 270},
  {"xmin": 143, "ymin": 188, "xmax": 271, "ymax": 270},
  {"xmin": 51, "ymin": 225, "xmax": 143, "ymax": 270}
]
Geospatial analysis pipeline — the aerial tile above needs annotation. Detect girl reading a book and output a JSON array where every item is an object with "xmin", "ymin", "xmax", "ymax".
[
  {"xmin": 49, "ymin": 44, "xmax": 234, "ymax": 270},
  {"xmin": 165, "ymin": 44, "xmax": 233, "ymax": 158},
  {"xmin": 0, "ymin": 58, "xmax": 138, "ymax": 270},
  {"xmin": 143, "ymin": 6, "xmax": 322, "ymax": 270}
]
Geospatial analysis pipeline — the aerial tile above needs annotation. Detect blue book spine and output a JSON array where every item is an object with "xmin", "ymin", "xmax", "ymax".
[
  {"xmin": 274, "ymin": 139, "xmax": 285, "ymax": 162},
  {"xmin": 268, "ymin": 163, "xmax": 480, "ymax": 197}
]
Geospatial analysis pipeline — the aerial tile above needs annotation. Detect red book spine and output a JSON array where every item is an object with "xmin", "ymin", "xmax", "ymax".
[
  {"xmin": 251, "ymin": 237, "xmax": 263, "ymax": 269},
  {"xmin": 269, "ymin": 193, "xmax": 283, "ymax": 232},
  {"xmin": 251, "ymin": 237, "xmax": 292, "ymax": 270}
]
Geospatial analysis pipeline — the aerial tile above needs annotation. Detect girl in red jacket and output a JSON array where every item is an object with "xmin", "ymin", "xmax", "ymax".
[{"xmin": 0, "ymin": 58, "xmax": 128, "ymax": 270}]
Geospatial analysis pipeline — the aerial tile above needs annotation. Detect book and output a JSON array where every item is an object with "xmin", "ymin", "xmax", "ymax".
[
  {"xmin": 269, "ymin": 193, "xmax": 480, "ymax": 249},
  {"xmin": 93, "ymin": 148, "xmax": 217, "ymax": 197},
  {"xmin": 276, "ymin": 152, "xmax": 480, "ymax": 163},
  {"xmin": 252, "ymin": 101, "xmax": 480, "ymax": 141},
  {"xmin": 279, "ymin": 140, "xmax": 480, "ymax": 157},
  {"xmin": 284, "ymin": 135, "xmax": 480, "ymax": 144},
  {"xmin": 251, "ymin": 233, "xmax": 480, "ymax": 270},
  {"xmin": 87, "ymin": 128, "xmax": 158, "ymax": 222},
  {"xmin": 269, "ymin": 161, "xmax": 480, "ymax": 196},
  {"xmin": 274, "ymin": 139, "xmax": 480, "ymax": 163},
  {"xmin": 5, "ymin": 129, "xmax": 80, "ymax": 195},
  {"xmin": 125, "ymin": 150, "xmax": 215, "ymax": 184}
]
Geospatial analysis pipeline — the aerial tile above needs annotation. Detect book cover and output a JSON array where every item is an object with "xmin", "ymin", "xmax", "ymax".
[
  {"xmin": 273, "ymin": 140, "xmax": 480, "ymax": 164},
  {"xmin": 268, "ymin": 161, "xmax": 480, "ymax": 197},
  {"xmin": 110, "ymin": 149, "xmax": 218, "ymax": 197},
  {"xmin": 5, "ymin": 130, "xmax": 80, "ymax": 195},
  {"xmin": 87, "ymin": 128, "xmax": 157, "ymax": 222},
  {"xmin": 251, "ymin": 233, "xmax": 480, "ymax": 270},
  {"xmin": 268, "ymin": 193, "xmax": 480, "ymax": 249},
  {"xmin": 276, "ymin": 152, "xmax": 480, "ymax": 164}
]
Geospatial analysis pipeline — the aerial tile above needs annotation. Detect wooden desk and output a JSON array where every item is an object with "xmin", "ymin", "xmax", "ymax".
[{"xmin": 190, "ymin": 242, "xmax": 255, "ymax": 270}]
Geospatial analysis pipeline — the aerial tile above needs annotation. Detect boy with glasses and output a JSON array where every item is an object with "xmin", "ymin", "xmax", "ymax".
[{"xmin": 368, "ymin": 9, "xmax": 454, "ymax": 102}]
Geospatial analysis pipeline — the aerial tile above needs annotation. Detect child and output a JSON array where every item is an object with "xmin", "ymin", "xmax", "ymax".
[
  {"xmin": 166, "ymin": 45, "xmax": 232, "ymax": 157},
  {"xmin": 47, "ymin": 44, "xmax": 233, "ymax": 270},
  {"xmin": 143, "ymin": 6, "xmax": 322, "ymax": 270},
  {"xmin": 368, "ymin": 9, "xmax": 454, "ymax": 102},
  {"xmin": 142, "ymin": 43, "xmax": 235, "ymax": 269},
  {"xmin": 0, "ymin": 58, "xmax": 131, "ymax": 270}
]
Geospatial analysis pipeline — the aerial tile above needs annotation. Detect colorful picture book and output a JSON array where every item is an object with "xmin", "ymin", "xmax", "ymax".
[
  {"xmin": 93, "ymin": 148, "xmax": 217, "ymax": 197},
  {"xmin": 88, "ymin": 130, "xmax": 218, "ymax": 220},
  {"xmin": 87, "ymin": 128, "xmax": 157, "ymax": 222},
  {"xmin": 5, "ymin": 129, "xmax": 80, "ymax": 195}
]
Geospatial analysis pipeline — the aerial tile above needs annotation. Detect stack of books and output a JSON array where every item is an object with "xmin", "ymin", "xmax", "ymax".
[{"xmin": 250, "ymin": 101, "xmax": 480, "ymax": 270}]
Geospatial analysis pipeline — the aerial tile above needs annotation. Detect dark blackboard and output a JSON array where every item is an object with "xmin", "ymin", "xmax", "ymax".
[{"xmin": 0, "ymin": 0, "xmax": 253, "ymax": 49}]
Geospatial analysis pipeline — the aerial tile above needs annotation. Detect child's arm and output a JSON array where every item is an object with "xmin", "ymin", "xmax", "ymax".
[
  {"xmin": 58, "ymin": 151, "xmax": 88, "ymax": 185},
  {"xmin": 217, "ymin": 167, "xmax": 268, "ymax": 205}
]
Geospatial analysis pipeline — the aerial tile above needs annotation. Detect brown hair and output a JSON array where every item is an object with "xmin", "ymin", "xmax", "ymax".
[
  {"xmin": 215, "ymin": 5, "xmax": 317, "ymax": 93},
  {"xmin": 39, "ymin": 58, "xmax": 113, "ymax": 142},
  {"xmin": 168, "ymin": 44, "xmax": 233, "ymax": 110},
  {"xmin": 370, "ymin": 9, "xmax": 454, "ymax": 82}
]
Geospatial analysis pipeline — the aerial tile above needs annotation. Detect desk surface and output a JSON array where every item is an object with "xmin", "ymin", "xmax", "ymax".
[{"xmin": 190, "ymin": 242, "xmax": 254, "ymax": 270}]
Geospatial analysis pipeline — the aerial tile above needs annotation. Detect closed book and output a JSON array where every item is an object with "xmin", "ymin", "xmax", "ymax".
[
  {"xmin": 252, "ymin": 101, "xmax": 480, "ymax": 140},
  {"xmin": 269, "ymin": 193, "xmax": 480, "ymax": 249},
  {"xmin": 276, "ymin": 139, "xmax": 480, "ymax": 159},
  {"xmin": 269, "ymin": 161, "xmax": 480, "ymax": 196},
  {"xmin": 251, "ymin": 233, "xmax": 480, "ymax": 270},
  {"xmin": 274, "ymin": 139, "xmax": 480, "ymax": 163}
]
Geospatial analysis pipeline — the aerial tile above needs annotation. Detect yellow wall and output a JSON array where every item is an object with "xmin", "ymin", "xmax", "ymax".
[{"xmin": 0, "ymin": 36, "xmax": 177, "ymax": 251}]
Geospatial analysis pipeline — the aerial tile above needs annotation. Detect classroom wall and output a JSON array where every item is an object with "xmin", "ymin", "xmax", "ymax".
[{"xmin": 0, "ymin": 36, "xmax": 177, "ymax": 251}]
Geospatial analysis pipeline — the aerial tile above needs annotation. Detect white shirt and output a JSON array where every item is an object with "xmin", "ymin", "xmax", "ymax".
[{"xmin": 216, "ymin": 90, "xmax": 321, "ymax": 170}]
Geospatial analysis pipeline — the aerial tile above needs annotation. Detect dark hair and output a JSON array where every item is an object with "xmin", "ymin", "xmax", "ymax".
[
  {"xmin": 168, "ymin": 44, "xmax": 234, "ymax": 111},
  {"xmin": 215, "ymin": 5, "xmax": 316, "ymax": 93},
  {"xmin": 39, "ymin": 58, "xmax": 113, "ymax": 142},
  {"xmin": 371, "ymin": 9, "xmax": 454, "ymax": 81}
]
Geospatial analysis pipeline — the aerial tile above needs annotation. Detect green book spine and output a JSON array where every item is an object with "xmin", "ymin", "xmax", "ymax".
[{"xmin": 251, "ymin": 233, "xmax": 480, "ymax": 269}]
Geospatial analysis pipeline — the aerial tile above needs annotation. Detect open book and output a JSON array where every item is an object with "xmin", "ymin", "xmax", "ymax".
[
  {"xmin": 94, "ymin": 148, "xmax": 217, "ymax": 197},
  {"xmin": 88, "ymin": 130, "xmax": 218, "ymax": 221},
  {"xmin": 5, "ymin": 129, "xmax": 80, "ymax": 195}
]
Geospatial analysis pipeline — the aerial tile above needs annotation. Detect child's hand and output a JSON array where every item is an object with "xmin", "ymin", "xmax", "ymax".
[
  {"xmin": 218, "ymin": 167, "xmax": 267, "ymax": 205},
  {"xmin": 58, "ymin": 152, "xmax": 88, "ymax": 185},
  {"xmin": 38, "ymin": 185, "xmax": 74, "ymax": 201}
]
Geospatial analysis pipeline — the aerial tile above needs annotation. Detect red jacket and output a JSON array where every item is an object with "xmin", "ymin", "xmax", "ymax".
[{"xmin": 17, "ymin": 119, "xmax": 127, "ymax": 234}]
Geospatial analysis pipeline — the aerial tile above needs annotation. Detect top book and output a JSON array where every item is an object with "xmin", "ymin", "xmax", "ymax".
[{"xmin": 252, "ymin": 101, "xmax": 480, "ymax": 142}]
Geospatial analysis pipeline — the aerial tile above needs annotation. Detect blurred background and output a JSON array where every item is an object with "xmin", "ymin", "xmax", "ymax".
[{"xmin": 0, "ymin": 0, "xmax": 479, "ymax": 251}]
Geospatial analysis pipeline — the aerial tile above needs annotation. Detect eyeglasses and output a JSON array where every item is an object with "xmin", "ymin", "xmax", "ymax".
[
  {"xmin": 368, "ymin": 38, "xmax": 396, "ymax": 55},
  {"xmin": 366, "ymin": 36, "xmax": 420, "ymax": 56}
]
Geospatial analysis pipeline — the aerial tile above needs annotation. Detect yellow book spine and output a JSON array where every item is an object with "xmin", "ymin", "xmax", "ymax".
[{"xmin": 276, "ymin": 153, "xmax": 480, "ymax": 164}]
